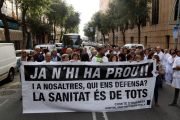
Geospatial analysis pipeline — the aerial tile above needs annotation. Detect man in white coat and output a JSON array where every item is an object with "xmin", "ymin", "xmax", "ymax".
[
  {"xmin": 169, "ymin": 56, "xmax": 180, "ymax": 106},
  {"xmin": 154, "ymin": 46, "xmax": 164, "ymax": 64},
  {"xmin": 92, "ymin": 47, "xmax": 108, "ymax": 62}
]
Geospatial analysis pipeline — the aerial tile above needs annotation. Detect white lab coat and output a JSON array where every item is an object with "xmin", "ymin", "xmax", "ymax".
[
  {"xmin": 163, "ymin": 53, "xmax": 171, "ymax": 72},
  {"xmin": 165, "ymin": 56, "xmax": 176, "ymax": 84},
  {"xmin": 172, "ymin": 57, "xmax": 180, "ymax": 88}
]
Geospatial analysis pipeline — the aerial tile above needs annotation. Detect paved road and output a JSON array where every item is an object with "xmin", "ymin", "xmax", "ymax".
[{"xmin": 0, "ymin": 73, "xmax": 180, "ymax": 120}]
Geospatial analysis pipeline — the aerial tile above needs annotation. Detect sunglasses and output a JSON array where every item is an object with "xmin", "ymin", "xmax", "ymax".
[{"xmin": 22, "ymin": 52, "xmax": 26, "ymax": 54}]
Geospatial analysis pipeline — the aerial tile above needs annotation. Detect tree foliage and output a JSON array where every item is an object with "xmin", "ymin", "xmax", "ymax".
[{"xmin": 83, "ymin": 21, "xmax": 95, "ymax": 40}]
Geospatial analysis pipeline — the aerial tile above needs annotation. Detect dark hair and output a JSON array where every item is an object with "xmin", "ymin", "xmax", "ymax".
[
  {"xmin": 44, "ymin": 49, "xmax": 49, "ymax": 55},
  {"xmin": 81, "ymin": 53, "xmax": 89, "ymax": 62},
  {"xmin": 153, "ymin": 55, "xmax": 160, "ymax": 62},
  {"xmin": 169, "ymin": 49, "xmax": 174, "ymax": 54},
  {"xmin": 97, "ymin": 47, "xmax": 103, "ymax": 52},
  {"xmin": 140, "ymin": 51, "xmax": 145, "ymax": 60},
  {"xmin": 60, "ymin": 52, "xmax": 64, "ymax": 56},
  {"xmin": 109, "ymin": 54, "xmax": 118, "ymax": 62},
  {"xmin": 27, "ymin": 56, "xmax": 34, "ymax": 62},
  {"xmin": 110, "ymin": 50, "xmax": 113, "ymax": 54},
  {"xmin": 106, "ymin": 54, "xmax": 111, "ymax": 59},
  {"xmin": 148, "ymin": 51, "xmax": 154, "ymax": 59},
  {"xmin": 119, "ymin": 53, "xmax": 126, "ymax": 61},
  {"xmin": 71, "ymin": 52, "xmax": 80, "ymax": 60},
  {"xmin": 172, "ymin": 52, "xmax": 177, "ymax": 55},
  {"xmin": 127, "ymin": 54, "xmax": 132, "ymax": 61}
]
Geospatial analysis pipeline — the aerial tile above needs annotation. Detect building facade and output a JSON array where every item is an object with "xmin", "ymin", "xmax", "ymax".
[
  {"xmin": 100, "ymin": 0, "xmax": 180, "ymax": 49},
  {"xmin": 0, "ymin": 0, "xmax": 23, "ymax": 50}
]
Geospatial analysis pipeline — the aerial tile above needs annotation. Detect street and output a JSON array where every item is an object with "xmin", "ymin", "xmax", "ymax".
[{"xmin": 0, "ymin": 72, "xmax": 180, "ymax": 120}]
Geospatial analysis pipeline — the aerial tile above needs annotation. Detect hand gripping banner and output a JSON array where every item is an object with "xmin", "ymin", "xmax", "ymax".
[{"xmin": 21, "ymin": 60, "xmax": 156, "ymax": 113}]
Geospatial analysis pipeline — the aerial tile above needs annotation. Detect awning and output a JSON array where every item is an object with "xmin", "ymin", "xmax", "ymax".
[{"xmin": 0, "ymin": 28, "xmax": 23, "ymax": 41}]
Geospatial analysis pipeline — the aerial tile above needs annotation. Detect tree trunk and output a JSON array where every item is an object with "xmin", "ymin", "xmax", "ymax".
[
  {"xmin": 22, "ymin": 7, "xmax": 31, "ymax": 49},
  {"xmin": 122, "ymin": 28, "xmax": 126, "ymax": 45},
  {"xmin": 0, "ymin": 0, "xmax": 10, "ymax": 43},
  {"xmin": 102, "ymin": 33, "xmax": 105, "ymax": 44},
  {"xmin": 138, "ymin": 24, "xmax": 141, "ymax": 44},
  {"xmin": 53, "ymin": 24, "xmax": 56, "ymax": 44},
  {"xmin": 64, "ymin": 29, "xmax": 67, "ymax": 34},
  {"xmin": 112, "ymin": 29, "xmax": 115, "ymax": 45},
  {"xmin": 60, "ymin": 27, "xmax": 63, "ymax": 42}
]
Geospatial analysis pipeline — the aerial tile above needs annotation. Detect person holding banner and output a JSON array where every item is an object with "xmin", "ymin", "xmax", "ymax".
[
  {"xmin": 109, "ymin": 54, "xmax": 118, "ymax": 62},
  {"xmin": 43, "ymin": 52, "xmax": 53, "ymax": 63},
  {"xmin": 70, "ymin": 52, "xmax": 80, "ymax": 62},
  {"xmin": 153, "ymin": 55, "xmax": 165, "ymax": 107},
  {"xmin": 92, "ymin": 48, "xmax": 108, "ymax": 62},
  {"xmin": 169, "ymin": 57, "xmax": 180, "ymax": 106},
  {"xmin": 61, "ymin": 54, "xmax": 69, "ymax": 61}
]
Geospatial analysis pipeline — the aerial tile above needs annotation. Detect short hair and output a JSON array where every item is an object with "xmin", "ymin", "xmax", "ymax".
[
  {"xmin": 52, "ymin": 49, "xmax": 57, "ymax": 52},
  {"xmin": 172, "ymin": 52, "xmax": 177, "ymax": 55},
  {"xmin": 61, "ymin": 54, "xmax": 69, "ymax": 60},
  {"xmin": 109, "ymin": 50, "xmax": 113, "ymax": 54},
  {"xmin": 66, "ymin": 48, "xmax": 72, "ymax": 55},
  {"xmin": 71, "ymin": 52, "xmax": 80, "ymax": 60},
  {"xmin": 109, "ymin": 54, "xmax": 118, "ymax": 62},
  {"xmin": 81, "ymin": 53, "xmax": 89, "ymax": 62},
  {"xmin": 106, "ymin": 54, "xmax": 111, "ymax": 59},
  {"xmin": 91, "ymin": 50, "xmax": 97, "ymax": 55},
  {"xmin": 27, "ymin": 56, "xmax": 34, "ymax": 62},
  {"xmin": 97, "ymin": 47, "xmax": 103, "ymax": 52},
  {"xmin": 119, "ymin": 53, "xmax": 126, "ymax": 61},
  {"xmin": 135, "ymin": 55, "xmax": 141, "ymax": 59},
  {"xmin": 127, "ymin": 54, "xmax": 132, "ymax": 61}
]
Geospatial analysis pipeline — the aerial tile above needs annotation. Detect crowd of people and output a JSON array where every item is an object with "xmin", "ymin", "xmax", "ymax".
[{"xmin": 18, "ymin": 45, "xmax": 180, "ymax": 107}]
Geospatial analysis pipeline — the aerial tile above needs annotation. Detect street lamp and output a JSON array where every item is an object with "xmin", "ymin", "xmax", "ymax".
[{"xmin": 169, "ymin": 0, "xmax": 180, "ymax": 49}]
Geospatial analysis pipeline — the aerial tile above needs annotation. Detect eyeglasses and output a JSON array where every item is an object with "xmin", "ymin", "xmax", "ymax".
[{"xmin": 22, "ymin": 52, "xmax": 26, "ymax": 54}]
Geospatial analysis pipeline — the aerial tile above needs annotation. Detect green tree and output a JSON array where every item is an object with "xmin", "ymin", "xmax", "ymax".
[
  {"xmin": 46, "ymin": 0, "xmax": 68, "ymax": 43},
  {"xmin": 83, "ymin": 21, "xmax": 95, "ymax": 40},
  {"xmin": 15, "ymin": 0, "xmax": 51, "ymax": 48},
  {"xmin": 94, "ymin": 11, "xmax": 108, "ymax": 44},
  {"xmin": 127, "ymin": 0, "xmax": 151, "ymax": 43},
  {"xmin": 64, "ymin": 5, "xmax": 80, "ymax": 34},
  {"xmin": 105, "ymin": 2, "xmax": 118, "ymax": 45},
  {"xmin": 116, "ymin": 0, "xmax": 129, "ymax": 45}
]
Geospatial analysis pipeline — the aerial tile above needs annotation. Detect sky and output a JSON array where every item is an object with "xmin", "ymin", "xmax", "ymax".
[{"xmin": 66, "ymin": 0, "xmax": 99, "ymax": 38}]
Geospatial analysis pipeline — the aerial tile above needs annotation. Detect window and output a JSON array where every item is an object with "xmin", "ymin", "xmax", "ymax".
[
  {"xmin": 174, "ymin": 0, "xmax": 179, "ymax": 21},
  {"xmin": 152, "ymin": 0, "xmax": 159, "ymax": 25},
  {"xmin": 131, "ymin": 37, "xmax": 134, "ymax": 44}
]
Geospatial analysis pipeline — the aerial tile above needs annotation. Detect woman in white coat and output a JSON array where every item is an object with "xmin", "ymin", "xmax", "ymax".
[{"xmin": 165, "ymin": 52, "xmax": 177, "ymax": 85}]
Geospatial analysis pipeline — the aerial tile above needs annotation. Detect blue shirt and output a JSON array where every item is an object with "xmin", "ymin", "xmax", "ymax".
[{"xmin": 33, "ymin": 54, "xmax": 44, "ymax": 62}]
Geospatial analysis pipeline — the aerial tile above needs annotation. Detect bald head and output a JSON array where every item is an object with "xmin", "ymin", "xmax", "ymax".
[
  {"xmin": 46, "ymin": 52, "xmax": 51, "ymax": 62},
  {"xmin": 157, "ymin": 46, "xmax": 161, "ymax": 53}
]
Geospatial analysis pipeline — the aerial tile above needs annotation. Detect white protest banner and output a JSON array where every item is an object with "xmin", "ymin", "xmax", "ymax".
[{"xmin": 21, "ymin": 60, "xmax": 156, "ymax": 113}]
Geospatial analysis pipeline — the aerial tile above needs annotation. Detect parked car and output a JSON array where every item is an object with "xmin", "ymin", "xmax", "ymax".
[
  {"xmin": 0, "ymin": 43, "xmax": 16, "ymax": 82},
  {"xmin": 55, "ymin": 43, "xmax": 63, "ymax": 53},
  {"xmin": 35, "ymin": 44, "xmax": 55, "ymax": 52},
  {"xmin": 124, "ymin": 44, "xmax": 145, "ymax": 50},
  {"xmin": 82, "ymin": 40, "xmax": 89, "ymax": 46}
]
